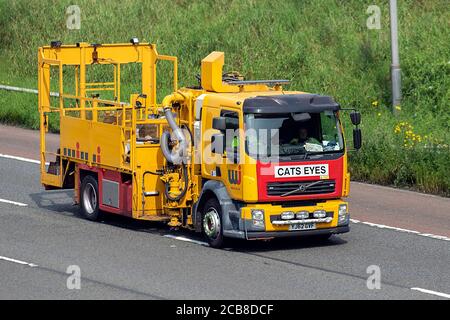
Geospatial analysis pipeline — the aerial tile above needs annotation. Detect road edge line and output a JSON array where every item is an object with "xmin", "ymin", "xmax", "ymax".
[
  {"xmin": 411, "ymin": 287, "xmax": 450, "ymax": 299},
  {"xmin": 350, "ymin": 219, "xmax": 450, "ymax": 242}
]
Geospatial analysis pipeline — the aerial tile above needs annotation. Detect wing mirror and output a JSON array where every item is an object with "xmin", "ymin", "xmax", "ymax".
[
  {"xmin": 212, "ymin": 117, "xmax": 226, "ymax": 131},
  {"xmin": 353, "ymin": 128, "xmax": 362, "ymax": 150},
  {"xmin": 350, "ymin": 111, "xmax": 361, "ymax": 126},
  {"xmin": 211, "ymin": 133, "xmax": 224, "ymax": 154},
  {"xmin": 212, "ymin": 116, "xmax": 239, "ymax": 131}
]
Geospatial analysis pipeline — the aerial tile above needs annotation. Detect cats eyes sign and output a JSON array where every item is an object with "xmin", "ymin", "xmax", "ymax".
[{"xmin": 274, "ymin": 164, "xmax": 329, "ymax": 178}]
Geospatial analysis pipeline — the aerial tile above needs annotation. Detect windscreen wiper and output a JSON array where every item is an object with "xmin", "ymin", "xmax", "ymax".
[{"xmin": 303, "ymin": 148, "xmax": 309, "ymax": 160}]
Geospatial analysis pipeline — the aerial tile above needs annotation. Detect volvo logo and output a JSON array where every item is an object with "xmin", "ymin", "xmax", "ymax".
[{"xmin": 280, "ymin": 180, "xmax": 322, "ymax": 197}]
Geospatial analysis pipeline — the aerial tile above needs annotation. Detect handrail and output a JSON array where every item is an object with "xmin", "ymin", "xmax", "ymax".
[
  {"xmin": 60, "ymin": 94, "xmax": 127, "ymax": 106},
  {"xmin": 85, "ymin": 82, "xmax": 115, "ymax": 86},
  {"xmin": 157, "ymin": 54, "xmax": 178, "ymax": 93}
]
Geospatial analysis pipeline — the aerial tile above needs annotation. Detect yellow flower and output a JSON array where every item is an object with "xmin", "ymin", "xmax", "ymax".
[
  {"xmin": 395, "ymin": 105, "xmax": 401, "ymax": 111},
  {"xmin": 377, "ymin": 113, "xmax": 381, "ymax": 116}
]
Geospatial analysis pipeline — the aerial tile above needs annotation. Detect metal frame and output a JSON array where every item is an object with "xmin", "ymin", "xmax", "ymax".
[{"xmin": 38, "ymin": 42, "xmax": 179, "ymax": 189}]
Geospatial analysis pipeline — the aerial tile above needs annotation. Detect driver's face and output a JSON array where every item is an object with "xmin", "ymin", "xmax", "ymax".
[{"xmin": 299, "ymin": 128, "xmax": 308, "ymax": 140}]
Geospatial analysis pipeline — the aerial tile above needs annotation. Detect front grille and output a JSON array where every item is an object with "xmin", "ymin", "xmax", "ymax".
[{"xmin": 267, "ymin": 180, "xmax": 336, "ymax": 196}]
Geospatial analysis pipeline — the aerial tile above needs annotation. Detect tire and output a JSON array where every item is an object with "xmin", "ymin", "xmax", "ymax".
[
  {"xmin": 80, "ymin": 175, "xmax": 102, "ymax": 221},
  {"xmin": 201, "ymin": 198, "xmax": 225, "ymax": 248}
]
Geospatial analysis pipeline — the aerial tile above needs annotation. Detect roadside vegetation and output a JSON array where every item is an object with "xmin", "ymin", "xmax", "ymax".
[{"xmin": 0, "ymin": 0, "xmax": 448, "ymax": 195}]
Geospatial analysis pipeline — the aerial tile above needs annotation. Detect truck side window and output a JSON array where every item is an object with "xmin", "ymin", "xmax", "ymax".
[{"xmin": 220, "ymin": 110, "xmax": 240, "ymax": 154}]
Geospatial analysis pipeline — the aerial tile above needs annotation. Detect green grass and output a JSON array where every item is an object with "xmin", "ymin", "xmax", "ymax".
[{"xmin": 0, "ymin": 0, "xmax": 449, "ymax": 195}]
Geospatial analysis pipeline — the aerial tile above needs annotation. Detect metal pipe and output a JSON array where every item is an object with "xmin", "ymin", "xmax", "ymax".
[
  {"xmin": 390, "ymin": 0, "xmax": 402, "ymax": 113},
  {"xmin": 0, "ymin": 84, "xmax": 59, "ymax": 97},
  {"xmin": 160, "ymin": 93, "xmax": 189, "ymax": 164}
]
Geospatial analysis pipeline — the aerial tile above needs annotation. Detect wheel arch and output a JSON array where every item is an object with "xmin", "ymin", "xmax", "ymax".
[
  {"xmin": 193, "ymin": 180, "xmax": 243, "ymax": 235},
  {"xmin": 79, "ymin": 167, "xmax": 98, "ymax": 183}
]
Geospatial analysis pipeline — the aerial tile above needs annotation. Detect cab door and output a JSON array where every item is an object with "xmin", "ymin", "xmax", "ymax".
[
  {"xmin": 219, "ymin": 109, "xmax": 243, "ymax": 200},
  {"xmin": 201, "ymin": 105, "xmax": 222, "ymax": 179},
  {"xmin": 201, "ymin": 106, "xmax": 243, "ymax": 200}
]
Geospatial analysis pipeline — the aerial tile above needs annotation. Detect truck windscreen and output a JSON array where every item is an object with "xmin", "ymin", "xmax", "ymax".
[{"xmin": 244, "ymin": 110, "xmax": 344, "ymax": 160}]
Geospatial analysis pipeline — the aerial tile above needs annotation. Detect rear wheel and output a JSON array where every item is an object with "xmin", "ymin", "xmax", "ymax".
[
  {"xmin": 80, "ymin": 175, "xmax": 102, "ymax": 221},
  {"xmin": 202, "ymin": 198, "xmax": 225, "ymax": 248}
]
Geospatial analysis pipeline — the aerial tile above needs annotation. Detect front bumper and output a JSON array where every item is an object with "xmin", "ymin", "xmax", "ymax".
[
  {"xmin": 223, "ymin": 199, "xmax": 350, "ymax": 240},
  {"xmin": 245, "ymin": 225, "xmax": 349, "ymax": 239}
]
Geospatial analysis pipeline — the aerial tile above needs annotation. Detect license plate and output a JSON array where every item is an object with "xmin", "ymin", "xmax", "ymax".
[{"xmin": 289, "ymin": 223, "xmax": 316, "ymax": 231}]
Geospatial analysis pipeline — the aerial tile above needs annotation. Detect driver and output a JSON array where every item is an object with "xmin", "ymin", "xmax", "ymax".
[{"xmin": 290, "ymin": 128, "xmax": 320, "ymax": 145}]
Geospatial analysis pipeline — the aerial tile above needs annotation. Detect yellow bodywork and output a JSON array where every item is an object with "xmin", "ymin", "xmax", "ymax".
[{"xmin": 38, "ymin": 42, "xmax": 351, "ymax": 236}]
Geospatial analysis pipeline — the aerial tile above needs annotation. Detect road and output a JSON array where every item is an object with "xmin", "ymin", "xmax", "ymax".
[{"xmin": 0, "ymin": 124, "xmax": 449, "ymax": 300}]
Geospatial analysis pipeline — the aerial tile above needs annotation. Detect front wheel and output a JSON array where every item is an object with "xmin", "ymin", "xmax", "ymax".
[{"xmin": 202, "ymin": 198, "xmax": 225, "ymax": 248}]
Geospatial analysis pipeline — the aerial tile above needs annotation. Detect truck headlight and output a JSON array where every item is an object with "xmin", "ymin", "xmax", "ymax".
[
  {"xmin": 296, "ymin": 211, "xmax": 309, "ymax": 219},
  {"xmin": 252, "ymin": 209, "xmax": 265, "ymax": 227},
  {"xmin": 281, "ymin": 211, "xmax": 295, "ymax": 220},
  {"xmin": 338, "ymin": 204, "xmax": 348, "ymax": 225},
  {"xmin": 313, "ymin": 210, "xmax": 327, "ymax": 218}
]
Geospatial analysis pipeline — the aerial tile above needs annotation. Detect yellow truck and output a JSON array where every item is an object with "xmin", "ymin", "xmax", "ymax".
[{"xmin": 39, "ymin": 41, "xmax": 361, "ymax": 248}]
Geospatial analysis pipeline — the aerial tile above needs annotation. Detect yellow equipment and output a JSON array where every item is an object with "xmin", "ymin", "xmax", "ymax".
[{"xmin": 38, "ymin": 41, "xmax": 361, "ymax": 248}]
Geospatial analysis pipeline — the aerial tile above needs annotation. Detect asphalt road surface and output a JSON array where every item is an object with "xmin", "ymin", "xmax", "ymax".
[{"xmin": 0, "ymin": 124, "xmax": 449, "ymax": 300}]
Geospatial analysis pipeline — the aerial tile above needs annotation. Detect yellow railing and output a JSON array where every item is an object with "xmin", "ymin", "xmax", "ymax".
[{"xmin": 38, "ymin": 43, "xmax": 180, "ymax": 188}]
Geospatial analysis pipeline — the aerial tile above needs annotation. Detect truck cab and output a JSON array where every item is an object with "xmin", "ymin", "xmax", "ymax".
[
  {"xmin": 195, "ymin": 90, "xmax": 360, "ymax": 247},
  {"xmin": 191, "ymin": 53, "xmax": 362, "ymax": 247}
]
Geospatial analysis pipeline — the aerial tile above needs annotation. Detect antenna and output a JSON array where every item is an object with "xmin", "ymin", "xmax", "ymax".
[{"xmin": 226, "ymin": 79, "xmax": 290, "ymax": 86}]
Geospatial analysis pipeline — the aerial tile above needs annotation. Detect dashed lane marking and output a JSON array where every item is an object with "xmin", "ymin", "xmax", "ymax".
[
  {"xmin": 0, "ymin": 153, "xmax": 47, "ymax": 165},
  {"xmin": 0, "ymin": 198, "xmax": 28, "ymax": 207},
  {"xmin": 0, "ymin": 255, "xmax": 38, "ymax": 267},
  {"xmin": 163, "ymin": 234, "xmax": 209, "ymax": 246}
]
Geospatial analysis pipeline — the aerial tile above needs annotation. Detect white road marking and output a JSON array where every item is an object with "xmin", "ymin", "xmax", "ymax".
[
  {"xmin": 411, "ymin": 287, "xmax": 450, "ymax": 299},
  {"xmin": 0, "ymin": 153, "xmax": 43, "ymax": 165},
  {"xmin": 0, "ymin": 255, "xmax": 38, "ymax": 267},
  {"xmin": 164, "ymin": 235, "xmax": 209, "ymax": 246},
  {"xmin": 0, "ymin": 198, "xmax": 28, "ymax": 207},
  {"xmin": 350, "ymin": 219, "xmax": 450, "ymax": 242}
]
